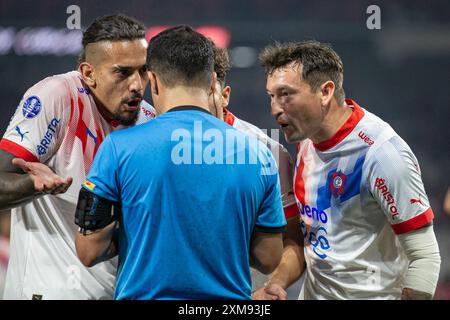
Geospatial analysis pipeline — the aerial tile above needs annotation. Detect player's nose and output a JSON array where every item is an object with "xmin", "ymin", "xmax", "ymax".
[
  {"xmin": 270, "ymin": 99, "xmax": 283, "ymax": 120},
  {"xmin": 129, "ymin": 71, "xmax": 145, "ymax": 92}
]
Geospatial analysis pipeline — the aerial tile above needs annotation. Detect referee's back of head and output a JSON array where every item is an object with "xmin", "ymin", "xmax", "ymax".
[{"xmin": 146, "ymin": 25, "xmax": 214, "ymax": 91}]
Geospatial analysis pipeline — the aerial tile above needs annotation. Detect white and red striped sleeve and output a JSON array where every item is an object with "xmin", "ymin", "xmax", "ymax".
[
  {"xmin": 0, "ymin": 76, "xmax": 70, "ymax": 163},
  {"xmin": 367, "ymin": 135, "xmax": 434, "ymax": 235}
]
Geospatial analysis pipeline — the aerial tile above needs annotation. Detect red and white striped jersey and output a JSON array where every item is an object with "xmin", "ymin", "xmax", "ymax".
[
  {"xmin": 294, "ymin": 99, "xmax": 434, "ymax": 300},
  {"xmin": 0, "ymin": 71, "xmax": 156, "ymax": 299}
]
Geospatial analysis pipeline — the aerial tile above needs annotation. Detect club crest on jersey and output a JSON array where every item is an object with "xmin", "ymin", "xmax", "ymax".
[
  {"xmin": 22, "ymin": 96, "xmax": 42, "ymax": 119},
  {"xmin": 331, "ymin": 171, "xmax": 346, "ymax": 197}
]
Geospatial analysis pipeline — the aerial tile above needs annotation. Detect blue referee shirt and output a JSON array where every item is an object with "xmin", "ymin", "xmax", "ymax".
[{"xmin": 84, "ymin": 106, "xmax": 286, "ymax": 300}]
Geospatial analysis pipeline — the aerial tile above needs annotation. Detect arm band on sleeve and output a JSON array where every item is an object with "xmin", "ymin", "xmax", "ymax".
[
  {"xmin": 397, "ymin": 224, "xmax": 441, "ymax": 296},
  {"xmin": 74, "ymin": 188, "xmax": 120, "ymax": 234}
]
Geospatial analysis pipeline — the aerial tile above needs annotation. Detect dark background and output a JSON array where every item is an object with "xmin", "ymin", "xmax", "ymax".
[{"xmin": 0, "ymin": 0, "xmax": 449, "ymax": 298}]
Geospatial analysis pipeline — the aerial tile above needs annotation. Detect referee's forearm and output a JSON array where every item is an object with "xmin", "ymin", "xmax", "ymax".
[
  {"xmin": 75, "ymin": 221, "xmax": 118, "ymax": 267},
  {"xmin": 268, "ymin": 242, "xmax": 306, "ymax": 289},
  {"xmin": 0, "ymin": 172, "xmax": 38, "ymax": 210}
]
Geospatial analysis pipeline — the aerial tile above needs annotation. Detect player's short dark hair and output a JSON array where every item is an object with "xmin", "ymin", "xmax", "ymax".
[
  {"xmin": 259, "ymin": 41, "xmax": 345, "ymax": 105},
  {"xmin": 146, "ymin": 25, "xmax": 214, "ymax": 89},
  {"xmin": 78, "ymin": 14, "xmax": 146, "ymax": 65},
  {"xmin": 213, "ymin": 46, "xmax": 231, "ymax": 86}
]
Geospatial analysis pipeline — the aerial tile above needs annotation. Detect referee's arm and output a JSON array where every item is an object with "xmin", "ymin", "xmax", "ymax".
[
  {"xmin": 74, "ymin": 188, "xmax": 119, "ymax": 267},
  {"xmin": 75, "ymin": 221, "xmax": 118, "ymax": 267},
  {"xmin": 250, "ymin": 226, "xmax": 284, "ymax": 275}
]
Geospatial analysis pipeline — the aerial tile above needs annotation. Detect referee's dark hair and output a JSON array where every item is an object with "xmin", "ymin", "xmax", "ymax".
[
  {"xmin": 147, "ymin": 25, "xmax": 214, "ymax": 90},
  {"xmin": 78, "ymin": 14, "xmax": 146, "ymax": 65}
]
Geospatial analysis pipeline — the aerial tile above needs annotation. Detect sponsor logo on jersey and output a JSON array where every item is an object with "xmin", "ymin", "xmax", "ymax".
[
  {"xmin": 410, "ymin": 196, "xmax": 424, "ymax": 206},
  {"xmin": 300, "ymin": 203, "xmax": 328, "ymax": 224},
  {"xmin": 300, "ymin": 220, "xmax": 330, "ymax": 260},
  {"xmin": 141, "ymin": 105, "xmax": 156, "ymax": 118},
  {"xmin": 15, "ymin": 126, "xmax": 29, "ymax": 142},
  {"xmin": 77, "ymin": 87, "xmax": 91, "ymax": 95},
  {"xmin": 36, "ymin": 118, "xmax": 60, "ymax": 156},
  {"xmin": 22, "ymin": 96, "xmax": 42, "ymax": 119},
  {"xmin": 83, "ymin": 180, "xmax": 96, "ymax": 191},
  {"xmin": 374, "ymin": 177, "xmax": 399, "ymax": 218},
  {"xmin": 358, "ymin": 131, "xmax": 374, "ymax": 146}
]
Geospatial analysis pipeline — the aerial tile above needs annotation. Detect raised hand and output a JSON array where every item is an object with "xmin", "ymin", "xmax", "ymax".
[{"xmin": 12, "ymin": 158, "xmax": 73, "ymax": 195}]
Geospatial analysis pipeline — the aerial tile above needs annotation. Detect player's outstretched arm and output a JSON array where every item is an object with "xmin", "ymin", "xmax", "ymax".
[
  {"xmin": 252, "ymin": 215, "xmax": 306, "ymax": 300},
  {"xmin": 0, "ymin": 149, "xmax": 72, "ymax": 210}
]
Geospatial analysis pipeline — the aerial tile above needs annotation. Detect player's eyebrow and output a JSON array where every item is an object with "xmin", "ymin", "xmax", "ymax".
[
  {"xmin": 112, "ymin": 64, "xmax": 147, "ymax": 72},
  {"xmin": 267, "ymin": 86, "xmax": 294, "ymax": 95},
  {"xmin": 112, "ymin": 65, "xmax": 132, "ymax": 73}
]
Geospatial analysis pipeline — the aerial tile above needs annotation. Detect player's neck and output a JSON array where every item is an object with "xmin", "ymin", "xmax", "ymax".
[
  {"xmin": 310, "ymin": 101, "xmax": 353, "ymax": 144},
  {"xmin": 158, "ymin": 87, "xmax": 211, "ymax": 114},
  {"xmin": 90, "ymin": 93, "xmax": 115, "ymax": 122}
]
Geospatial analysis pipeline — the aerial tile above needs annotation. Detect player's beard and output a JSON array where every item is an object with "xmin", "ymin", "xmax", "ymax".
[
  {"xmin": 115, "ymin": 93, "xmax": 143, "ymax": 126},
  {"xmin": 114, "ymin": 108, "xmax": 139, "ymax": 126}
]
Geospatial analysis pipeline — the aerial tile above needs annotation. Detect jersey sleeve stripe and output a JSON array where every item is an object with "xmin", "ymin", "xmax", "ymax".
[
  {"xmin": 391, "ymin": 207, "xmax": 434, "ymax": 235},
  {"xmin": 294, "ymin": 156, "xmax": 306, "ymax": 206},
  {"xmin": 0, "ymin": 138, "xmax": 39, "ymax": 162},
  {"xmin": 284, "ymin": 203, "xmax": 299, "ymax": 219}
]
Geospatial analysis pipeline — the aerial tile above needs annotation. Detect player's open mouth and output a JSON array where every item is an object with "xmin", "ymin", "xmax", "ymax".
[{"xmin": 123, "ymin": 99, "xmax": 141, "ymax": 111}]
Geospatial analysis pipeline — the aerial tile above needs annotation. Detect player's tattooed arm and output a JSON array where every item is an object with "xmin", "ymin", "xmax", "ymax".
[
  {"xmin": 0, "ymin": 149, "xmax": 72, "ymax": 210},
  {"xmin": 0, "ymin": 171, "xmax": 36, "ymax": 210},
  {"xmin": 0, "ymin": 149, "xmax": 39, "ymax": 210}
]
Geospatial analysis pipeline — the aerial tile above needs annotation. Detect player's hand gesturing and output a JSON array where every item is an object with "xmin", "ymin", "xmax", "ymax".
[{"xmin": 12, "ymin": 158, "xmax": 73, "ymax": 195}]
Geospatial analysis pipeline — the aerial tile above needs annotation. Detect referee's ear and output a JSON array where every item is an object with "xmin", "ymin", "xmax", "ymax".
[
  {"xmin": 148, "ymin": 71, "xmax": 159, "ymax": 96},
  {"xmin": 209, "ymin": 72, "xmax": 217, "ymax": 96}
]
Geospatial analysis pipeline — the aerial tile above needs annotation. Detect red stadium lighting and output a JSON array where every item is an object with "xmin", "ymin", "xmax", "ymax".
[
  {"xmin": 145, "ymin": 25, "xmax": 171, "ymax": 42},
  {"xmin": 196, "ymin": 26, "xmax": 231, "ymax": 48},
  {"xmin": 145, "ymin": 25, "xmax": 231, "ymax": 48}
]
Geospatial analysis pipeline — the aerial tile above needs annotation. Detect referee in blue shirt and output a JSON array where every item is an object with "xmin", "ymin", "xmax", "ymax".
[{"xmin": 74, "ymin": 25, "xmax": 286, "ymax": 300}]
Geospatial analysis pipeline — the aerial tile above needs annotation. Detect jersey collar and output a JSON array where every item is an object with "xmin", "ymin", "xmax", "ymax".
[
  {"xmin": 223, "ymin": 107, "xmax": 236, "ymax": 126},
  {"xmin": 313, "ymin": 99, "xmax": 365, "ymax": 151},
  {"xmin": 167, "ymin": 105, "xmax": 211, "ymax": 115}
]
